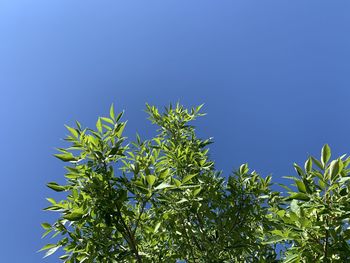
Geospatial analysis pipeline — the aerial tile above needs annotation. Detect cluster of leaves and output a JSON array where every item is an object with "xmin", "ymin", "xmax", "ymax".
[
  {"xmin": 41, "ymin": 104, "xmax": 350, "ymax": 262},
  {"xmin": 267, "ymin": 144, "xmax": 350, "ymax": 262}
]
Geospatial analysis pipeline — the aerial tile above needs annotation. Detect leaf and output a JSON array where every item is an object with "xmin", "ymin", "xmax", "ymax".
[
  {"xmin": 329, "ymin": 159, "xmax": 343, "ymax": 180},
  {"xmin": 290, "ymin": 200, "xmax": 300, "ymax": 215},
  {"xmin": 110, "ymin": 103, "xmax": 115, "ymax": 120},
  {"xmin": 343, "ymin": 156, "xmax": 350, "ymax": 168},
  {"xmin": 295, "ymin": 180, "xmax": 307, "ymax": 193},
  {"xmin": 41, "ymin": 229, "xmax": 52, "ymax": 238},
  {"xmin": 318, "ymin": 179, "xmax": 326, "ymax": 190},
  {"xmin": 176, "ymin": 198, "xmax": 188, "ymax": 204},
  {"xmin": 264, "ymin": 235, "xmax": 290, "ymax": 244},
  {"xmin": 239, "ymin": 163, "xmax": 249, "ymax": 174},
  {"xmin": 96, "ymin": 118, "xmax": 103, "ymax": 133},
  {"xmin": 63, "ymin": 211, "xmax": 84, "ymax": 221},
  {"xmin": 115, "ymin": 111, "xmax": 124, "ymax": 122},
  {"xmin": 321, "ymin": 144, "xmax": 331, "ymax": 167},
  {"xmin": 285, "ymin": 193, "xmax": 310, "ymax": 201},
  {"xmin": 196, "ymin": 104, "xmax": 204, "ymax": 113},
  {"xmin": 276, "ymin": 210, "xmax": 286, "ymax": 217},
  {"xmin": 311, "ymin": 157, "xmax": 324, "ymax": 170},
  {"xmin": 193, "ymin": 187, "xmax": 202, "ymax": 196},
  {"xmin": 65, "ymin": 125, "xmax": 79, "ymax": 138},
  {"xmin": 54, "ymin": 153, "xmax": 77, "ymax": 162},
  {"xmin": 277, "ymin": 183, "xmax": 292, "ymax": 191},
  {"xmin": 293, "ymin": 163, "xmax": 304, "ymax": 177},
  {"xmin": 338, "ymin": 176, "xmax": 350, "ymax": 184},
  {"xmin": 41, "ymin": 223, "xmax": 51, "ymax": 230},
  {"xmin": 173, "ymin": 178, "xmax": 182, "ymax": 187},
  {"xmin": 304, "ymin": 157, "xmax": 312, "ymax": 173},
  {"xmin": 101, "ymin": 117, "xmax": 114, "ymax": 125},
  {"xmin": 75, "ymin": 120, "xmax": 82, "ymax": 130},
  {"xmin": 39, "ymin": 243, "xmax": 57, "ymax": 252},
  {"xmin": 43, "ymin": 245, "xmax": 60, "ymax": 258},
  {"xmin": 159, "ymin": 169, "xmax": 170, "ymax": 179},
  {"xmin": 154, "ymin": 182, "xmax": 172, "ymax": 190},
  {"xmin": 146, "ymin": 175, "xmax": 156, "ymax": 187},
  {"xmin": 182, "ymin": 174, "xmax": 197, "ymax": 184},
  {"xmin": 47, "ymin": 182, "xmax": 66, "ymax": 192},
  {"xmin": 116, "ymin": 122, "xmax": 126, "ymax": 138},
  {"xmin": 46, "ymin": 198, "xmax": 56, "ymax": 205},
  {"xmin": 154, "ymin": 222, "xmax": 161, "ymax": 233}
]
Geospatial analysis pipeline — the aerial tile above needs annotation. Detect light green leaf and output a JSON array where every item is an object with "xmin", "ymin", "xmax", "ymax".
[
  {"xmin": 338, "ymin": 176, "xmax": 350, "ymax": 184},
  {"xmin": 101, "ymin": 117, "xmax": 114, "ymax": 125},
  {"xmin": 47, "ymin": 182, "xmax": 65, "ymax": 192},
  {"xmin": 182, "ymin": 174, "xmax": 197, "ymax": 184},
  {"xmin": 173, "ymin": 178, "xmax": 182, "ymax": 187},
  {"xmin": 154, "ymin": 181, "xmax": 172, "ymax": 190},
  {"xmin": 192, "ymin": 187, "xmax": 201, "ymax": 196},
  {"xmin": 96, "ymin": 118, "xmax": 102, "ymax": 133},
  {"xmin": 54, "ymin": 153, "xmax": 77, "ymax": 162},
  {"xmin": 318, "ymin": 179, "xmax": 326, "ymax": 190},
  {"xmin": 311, "ymin": 156, "xmax": 324, "ymax": 170},
  {"xmin": 65, "ymin": 125, "xmax": 79, "ymax": 138},
  {"xmin": 46, "ymin": 198, "xmax": 56, "ymax": 204},
  {"xmin": 39, "ymin": 243, "xmax": 57, "ymax": 252},
  {"xmin": 176, "ymin": 198, "xmax": 188, "ymax": 204},
  {"xmin": 154, "ymin": 222, "xmax": 161, "ymax": 233},
  {"xmin": 293, "ymin": 163, "xmax": 304, "ymax": 177},
  {"xmin": 321, "ymin": 144, "xmax": 331, "ymax": 167},
  {"xmin": 159, "ymin": 169, "xmax": 170, "ymax": 179},
  {"xmin": 285, "ymin": 192, "xmax": 310, "ymax": 201},
  {"xmin": 329, "ymin": 159, "xmax": 343, "ymax": 180},
  {"xmin": 295, "ymin": 180, "xmax": 307, "ymax": 193},
  {"xmin": 239, "ymin": 163, "xmax": 249, "ymax": 174},
  {"xmin": 110, "ymin": 103, "xmax": 115, "ymax": 120},
  {"xmin": 116, "ymin": 122, "xmax": 126, "ymax": 138},
  {"xmin": 41, "ymin": 229, "xmax": 52, "ymax": 238},
  {"xmin": 63, "ymin": 211, "xmax": 84, "ymax": 221},
  {"xmin": 43, "ymin": 245, "xmax": 60, "ymax": 258},
  {"xmin": 146, "ymin": 175, "xmax": 156, "ymax": 187},
  {"xmin": 290, "ymin": 200, "xmax": 300, "ymax": 215},
  {"xmin": 304, "ymin": 157, "xmax": 312, "ymax": 173},
  {"xmin": 41, "ymin": 223, "xmax": 51, "ymax": 230}
]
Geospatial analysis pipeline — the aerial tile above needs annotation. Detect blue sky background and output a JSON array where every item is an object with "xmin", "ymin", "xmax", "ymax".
[{"xmin": 1, "ymin": 0, "xmax": 350, "ymax": 261}]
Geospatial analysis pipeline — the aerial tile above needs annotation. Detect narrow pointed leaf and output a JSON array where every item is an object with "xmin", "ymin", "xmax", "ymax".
[
  {"xmin": 47, "ymin": 182, "xmax": 66, "ymax": 192},
  {"xmin": 110, "ymin": 104, "xmax": 115, "ymax": 120}
]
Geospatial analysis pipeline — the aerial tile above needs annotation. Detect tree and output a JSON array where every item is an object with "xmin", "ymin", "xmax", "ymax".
[{"xmin": 41, "ymin": 103, "xmax": 350, "ymax": 262}]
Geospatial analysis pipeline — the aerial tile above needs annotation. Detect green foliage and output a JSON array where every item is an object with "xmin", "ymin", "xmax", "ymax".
[
  {"xmin": 41, "ymin": 104, "xmax": 350, "ymax": 262},
  {"xmin": 267, "ymin": 145, "xmax": 350, "ymax": 262}
]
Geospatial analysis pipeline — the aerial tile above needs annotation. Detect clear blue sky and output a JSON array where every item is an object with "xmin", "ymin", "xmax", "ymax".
[{"xmin": 1, "ymin": 0, "xmax": 350, "ymax": 261}]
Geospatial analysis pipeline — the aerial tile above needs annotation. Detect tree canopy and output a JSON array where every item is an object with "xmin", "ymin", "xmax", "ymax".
[{"xmin": 41, "ymin": 103, "xmax": 350, "ymax": 262}]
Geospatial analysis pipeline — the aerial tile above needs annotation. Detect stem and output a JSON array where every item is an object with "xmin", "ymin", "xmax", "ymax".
[
  {"xmin": 116, "ymin": 205, "xmax": 142, "ymax": 262},
  {"xmin": 324, "ymin": 226, "xmax": 329, "ymax": 262},
  {"xmin": 133, "ymin": 195, "xmax": 152, "ymax": 236},
  {"xmin": 181, "ymin": 216, "xmax": 197, "ymax": 263}
]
